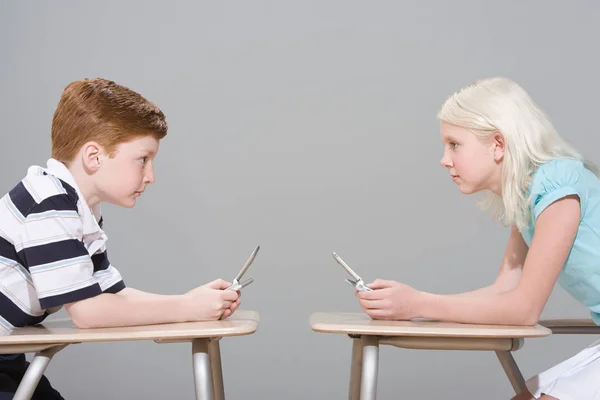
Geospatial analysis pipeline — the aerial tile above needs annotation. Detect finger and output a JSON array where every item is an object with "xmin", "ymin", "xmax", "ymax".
[
  {"xmin": 365, "ymin": 309, "xmax": 394, "ymax": 320},
  {"xmin": 358, "ymin": 299, "xmax": 390, "ymax": 310},
  {"xmin": 357, "ymin": 287, "xmax": 390, "ymax": 300},
  {"xmin": 221, "ymin": 309, "xmax": 232, "ymax": 319},
  {"xmin": 367, "ymin": 279, "xmax": 397, "ymax": 290},
  {"xmin": 221, "ymin": 290, "xmax": 239, "ymax": 301},
  {"xmin": 206, "ymin": 279, "xmax": 231, "ymax": 290},
  {"xmin": 215, "ymin": 309, "xmax": 225, "ymax": 320},
  {"xmin": 220, "ymin": 300, "xmax": 233, "ymax": 310}
]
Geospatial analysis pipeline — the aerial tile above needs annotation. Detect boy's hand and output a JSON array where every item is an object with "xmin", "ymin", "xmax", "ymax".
[
  {"xmin": 184, "ymin": 279, "xmax": 240, "ymax": 321},
  {"xmin": 356, "ymin": 279, "xmax": 421, "ymax": 320},
  {"xmin": 221, "ymin": 291, "xmax": 241, "ymax": 320}
]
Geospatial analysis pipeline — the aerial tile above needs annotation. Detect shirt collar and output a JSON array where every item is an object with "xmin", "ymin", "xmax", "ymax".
[{"xmin": 44, "ymin": 158, "xmax": 103, "ymax": 236}]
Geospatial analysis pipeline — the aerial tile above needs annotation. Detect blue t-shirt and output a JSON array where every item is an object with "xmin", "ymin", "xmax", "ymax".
[{"xmin": 519, "ymin": 158, "xmax": 600, "ymax": 325}]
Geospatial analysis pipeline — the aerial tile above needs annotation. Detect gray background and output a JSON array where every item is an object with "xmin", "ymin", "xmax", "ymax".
[{"xmin": 1, "ymin": 1, "xmax": 599, "ymax": 399}]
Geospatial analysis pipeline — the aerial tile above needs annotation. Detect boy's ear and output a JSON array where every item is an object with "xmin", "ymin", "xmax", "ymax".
[
  {"xmin": 81, "ymin": 141, "xmax": 104, "ymax": 172},
  {"xmin": 491, "ymin": 131, "xmax": 505, "ymax": 163}
]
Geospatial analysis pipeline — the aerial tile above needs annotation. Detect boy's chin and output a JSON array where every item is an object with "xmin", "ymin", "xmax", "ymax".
[
  {"xmin": 106, "ymin": 197, "xmax": 137, "ymax": 208},
  {"xmin": 121, "ymin": 198, "xmax": 137, "ymax": 208}
]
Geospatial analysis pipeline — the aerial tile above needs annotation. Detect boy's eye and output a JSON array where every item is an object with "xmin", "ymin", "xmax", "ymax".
[
  {"xmin": 450, "ymin": 142, "xmax": 458, "ymax": 149},
  {"xmin": 139, "ymin": 156, "xmax": 148, "ymax": 164}
]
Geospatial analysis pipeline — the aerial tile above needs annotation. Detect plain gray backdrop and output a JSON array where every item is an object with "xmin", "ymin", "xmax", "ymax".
[{"xmin": 1, "ymin": 1, "xmax": 599, "ymax": 399}]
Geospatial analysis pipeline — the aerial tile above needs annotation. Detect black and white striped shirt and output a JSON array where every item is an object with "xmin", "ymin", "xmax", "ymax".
[{"xmin": 0, "ymin": 159, "xmax": 125, "ymax": 330}]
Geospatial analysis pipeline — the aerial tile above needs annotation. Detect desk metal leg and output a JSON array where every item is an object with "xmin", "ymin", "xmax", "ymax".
[
  {"xmin": 192, "ymin": 339, "xmax": 213, "ymax": 400},
  {"xmin": 495, "ymin": 351, "xmax": 527, "ymax": 394},
  {"xmin": 348, "ymin": 336, "xmax": 363, "ymax": 400},
  {"xmin": 13, "ymin": 344, "xmax": 67, "ymax": 400},
  {"xmin": 360, "ymin": 336, "xmax": 379, "ymax": 400},
  {"xmin": 208, "ymin": 339, "xmax": 225, "ymax": 400}
]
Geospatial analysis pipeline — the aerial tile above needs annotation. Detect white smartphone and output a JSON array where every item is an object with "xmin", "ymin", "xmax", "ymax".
[
  {"xmin": 332, "ymin": 252, "xmax": 372, "ymax": 292},
  {"xmin": 226, "ymin": 245, "xmax": 259, "ymax": 291}
]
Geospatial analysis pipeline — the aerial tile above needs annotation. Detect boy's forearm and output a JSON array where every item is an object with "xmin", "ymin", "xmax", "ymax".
[
  {"xmin": 66, "ymin": 292, "xmax": 188, "ymax": 329},
  {"xmin": 117, "ymin": 287, "xmax": 170, "ymax": 298},
  {"xmin": 416, "ymin": 290, "xmax": 537, "ymax": 326}
]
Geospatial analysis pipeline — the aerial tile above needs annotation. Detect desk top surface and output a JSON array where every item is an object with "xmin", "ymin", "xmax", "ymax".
[
  {"xmin": 310, "ymin": 312, "xmax": 552, "ymax": 338},
  {"xmin": 0, "ymin": 310, "xmax": 259, "ymax": 344}
]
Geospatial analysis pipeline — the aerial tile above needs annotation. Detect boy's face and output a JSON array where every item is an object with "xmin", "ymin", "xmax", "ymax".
[
  {"xmin": 96, "ymin": 135, "xmax": 160, "ymax": 208},
  {"xmin": 439, "ymin": 121, "xmax": 503, "ymax": 195}
]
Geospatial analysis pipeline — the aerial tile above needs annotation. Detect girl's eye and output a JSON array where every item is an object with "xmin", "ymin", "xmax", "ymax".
[
  {"xmin": 450, "ymin": 142, "xmax": 458, "ymax": 149},
  {"xmin": 140, "ymin": 157, "xmax": 148, "ymax": 164}
]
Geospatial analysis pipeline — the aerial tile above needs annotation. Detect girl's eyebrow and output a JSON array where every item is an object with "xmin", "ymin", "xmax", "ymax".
[{"xmin": 442, "ymin": 135, "xmax": 459, "ymax": 143}]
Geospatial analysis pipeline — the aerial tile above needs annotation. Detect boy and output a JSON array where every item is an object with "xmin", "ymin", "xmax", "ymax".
[{"xmin": 0, "ymin": 78, "xmax": 240, "ymax": 398}]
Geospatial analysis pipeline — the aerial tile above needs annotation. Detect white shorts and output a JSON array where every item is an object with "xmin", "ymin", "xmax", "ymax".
[{"xmin": 525, "ymin": 339, "xmax": 600, "ymax": 400}]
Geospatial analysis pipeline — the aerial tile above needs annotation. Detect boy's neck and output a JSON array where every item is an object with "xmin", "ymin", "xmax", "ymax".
[{"xmin": 66, "ymin": 161, "xmax": 102, "ymax": 210}]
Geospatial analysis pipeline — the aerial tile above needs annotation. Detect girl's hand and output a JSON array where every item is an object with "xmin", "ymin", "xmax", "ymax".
[{"xmin": 356, "ymin": 279, "xmax": 422, "ymax": 320}]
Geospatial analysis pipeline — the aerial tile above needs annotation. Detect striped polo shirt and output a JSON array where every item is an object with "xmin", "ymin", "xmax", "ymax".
[{"xmin": 0, "ymin": 158, "xmax": 125, "ymax": 330}]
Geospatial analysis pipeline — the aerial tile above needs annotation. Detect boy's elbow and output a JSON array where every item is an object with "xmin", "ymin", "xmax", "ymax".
[
  {"xmin": 64, "ymin": 299, "xmax": 101, "ymax": 329},
  {"xmin": 65, "ymin": 304, "xmax": 89, "ymax": 329},
  {"xmin": 71, "ymin": 315, "xmax": 93, "ymax": 329}
]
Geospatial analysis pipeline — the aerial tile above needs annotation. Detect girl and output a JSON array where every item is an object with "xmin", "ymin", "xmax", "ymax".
[{"xmin": 356, "ymin": 77, "xmax": 600, "ymax": 400}]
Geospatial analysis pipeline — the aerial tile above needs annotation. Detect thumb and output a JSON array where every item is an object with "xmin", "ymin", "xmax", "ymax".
[
  {"xmin": 205, "ymin": 278, "xmax": 231, "ymax": 290},
  {"xmin": 368, "ymin": 279, "xmax": 397, "ymax": 290}
]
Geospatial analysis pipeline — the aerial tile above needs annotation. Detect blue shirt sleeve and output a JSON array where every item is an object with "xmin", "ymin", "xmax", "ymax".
[{"xmin": 530, "ymin": 159, "xmax": 587, "ymax": 221}]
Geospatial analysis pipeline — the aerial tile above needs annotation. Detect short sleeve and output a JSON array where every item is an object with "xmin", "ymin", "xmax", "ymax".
[
  {"xmin": 90, "ymin": 241, "xmax": 126, "ymax": 294},
  {"xmin": 18, "ymin": 194, "xmax": 102, "ymax": 309},
  {"xmin": 530, "ymin": 159, "xmax": 586, "ymax": 221}
]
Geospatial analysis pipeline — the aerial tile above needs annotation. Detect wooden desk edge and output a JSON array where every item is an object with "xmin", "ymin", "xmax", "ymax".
[
  {"xmin": 310, "ymin": 325, "xmax": 551, "ymax": 338},
  {"xmin": 0, "ymin": 325, "xmax": 259, "ymax": 345},
  {"xmin": 309, "ymin": 314, "xmax": 552, "ymax": 339},
  {"xmin": 0, "ymin": 312, "xmax": 260, "ymax": 345}
]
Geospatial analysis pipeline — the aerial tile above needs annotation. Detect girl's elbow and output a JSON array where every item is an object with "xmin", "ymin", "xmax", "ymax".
[
  {"xmin": 514, "ymin": 303, "xmax": 542, "ymax": 326},
  {"xmin": 520, "ymin": 313, "xmax": 540, "ymax": 326},
  {"xmin": 504, "ymin": 289, "xmax": 543, "ymax": 325}
]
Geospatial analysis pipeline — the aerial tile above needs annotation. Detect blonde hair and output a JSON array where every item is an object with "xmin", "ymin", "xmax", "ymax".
[{"xmin": 437, "ymin": 77, "xmax": 599, "ymax": 230}]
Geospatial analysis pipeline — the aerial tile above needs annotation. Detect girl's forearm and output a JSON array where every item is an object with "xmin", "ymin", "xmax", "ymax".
[{"xmin": 416, "ymin": 289, "xmax": 537, "ymax": 326}]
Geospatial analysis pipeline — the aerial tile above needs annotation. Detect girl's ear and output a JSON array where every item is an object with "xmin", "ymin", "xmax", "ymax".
[{"xmin": 491, "ymin": 131, "xmax": 505, "ymax": 163}]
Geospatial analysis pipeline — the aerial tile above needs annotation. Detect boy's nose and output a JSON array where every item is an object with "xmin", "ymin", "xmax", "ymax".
[{"xmin": 145, "ymin": 163, "xmax": 155, "ymax": 184}]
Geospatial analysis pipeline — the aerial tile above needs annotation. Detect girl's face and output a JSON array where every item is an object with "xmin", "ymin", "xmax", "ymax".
[{"xmin": 439, "ymin": 121, "xmax": 504, "ymax": 196}]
